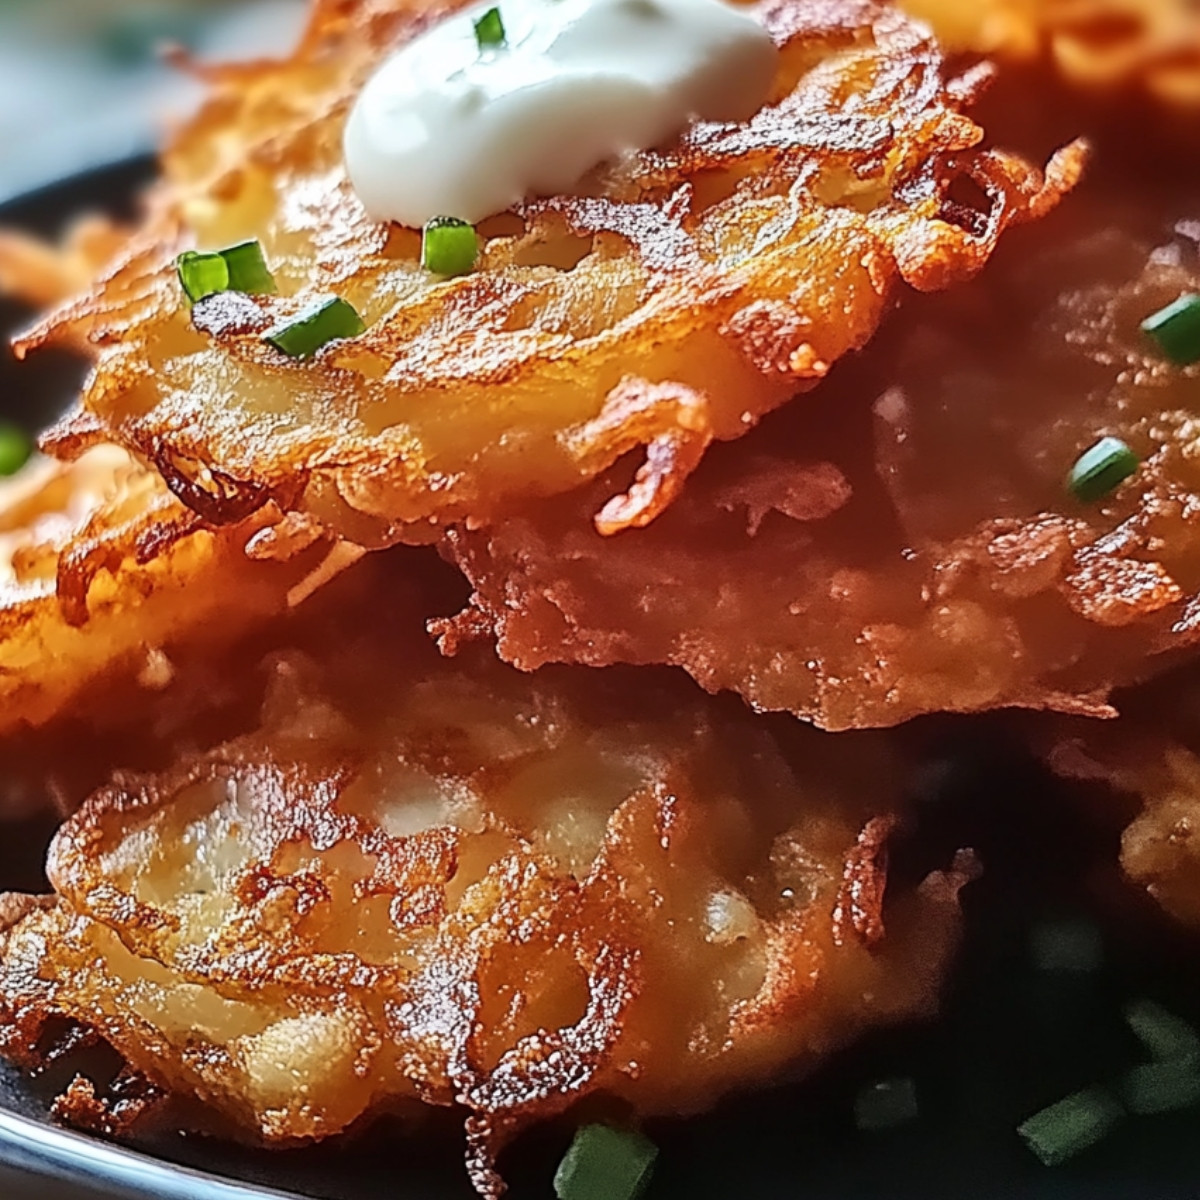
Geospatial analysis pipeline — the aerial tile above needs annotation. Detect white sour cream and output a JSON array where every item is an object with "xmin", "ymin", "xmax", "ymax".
[{"xmin": 344, "ymin": 0, "xmax": 778, "ymax": 228}]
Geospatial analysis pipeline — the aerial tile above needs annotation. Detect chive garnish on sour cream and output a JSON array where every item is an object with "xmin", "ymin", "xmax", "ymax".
[
  {"xmin": 177, "ymin": 239, "xmax": 277, "ymax": 303},
  {"xmin": 422, "ymin": 216, "xmax": 479, "ymax": 277},
  {"xmin": 474, "ymin": 6, "xmax": 507, "ymax": 49},
  {"xmin": 1066, "ymin": 436, "xmax": 1139, "ymax": 503},
  {"xmin": 264, "ymin": 297, "xmax": 366, "ymax": 359},
  {"xmin": 1142, "ymin": 294, "xmax": 1200, "ymax": 366},
  {"xmin": 554, "ymin": 1124, "xmax": 658, "ymax": 1200}
]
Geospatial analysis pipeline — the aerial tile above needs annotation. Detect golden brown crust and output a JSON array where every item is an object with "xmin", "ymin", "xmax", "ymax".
[
  {"xmin": 0, "ymin": 563, "xmax": 970, "ymax": 1193},
  {"xmin": 0, "ymin": 439, "xmax": 329, "ymax": 739},
  {"xmin": 22, "ymin": 0, "xmax": 1079, "ymax": 544},
  {"xmin": 437, "ymin": 173, "xmax": 1200, "ymax": 729}
]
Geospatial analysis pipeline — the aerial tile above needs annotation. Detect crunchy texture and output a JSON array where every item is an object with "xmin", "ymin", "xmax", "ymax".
[
  {"xmin": 21, "ymin": 0, "xmax": 1079, "ymax": 544},
  {"xmin": 0, "ymin": 438, "xmax": 334, "ymax": 738},
  {"xmin": 0, "ymin": 567, "xmax": 971, "ymax": 1194},
  {"xmin": 439, "ymin": 177, "xmax": 1200, "ymax": 729}
]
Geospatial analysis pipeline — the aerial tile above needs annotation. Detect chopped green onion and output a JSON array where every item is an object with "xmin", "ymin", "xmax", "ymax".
[
  {"xmin": 422, "ymin": 216, "xmax": 479, "ymax": 277},
  {"xmin": 554, "ymin": 1124, "xmax": 658, "ymax": 1200},
  {"xmin": 0, "ymin": 423, "xmax": 32, "ymax": 477},
  {"xmin": 219, "ymin": 240, "xmax": 278, "ymax": 296},
  {"xmin": 854, "ymin": 1077, "xmax": 919, "ymax": 1131},
  {"xmin": 177, "ymin": 239, "xmax": 277, "ymax": 303},
  {"xmin": 1029, "ymin": 917, "xmax": 1103, "ymax": 974},
  {"xmin": 1124, "ymin": 999, "xmax": 1200, "ymax": 1064},
  {"xmin": 1017, "ymin": 1088, "xmax": 1124, "ymax": 1167},
  {"xmin": 1142, "ymin": 293, "xmax": 1200, "ymax": 366},
  {"xmin": 474, "ymin": 6, "xmax": 507, "ymax": 48},
  {"xmin": 264, "ymin": 297, "xmax": 366, "ymax": 359},
  {"xmin": 1120, "ymin": 1059, "xmax": 1200, "ymax": 1116},
  {"xmin": 177, "ymin": 250, "xmax": 229, "ymax": 304},
  {"xmin": 1066, "ymin": 437, "xmax": 1139, "ymax": 503}
]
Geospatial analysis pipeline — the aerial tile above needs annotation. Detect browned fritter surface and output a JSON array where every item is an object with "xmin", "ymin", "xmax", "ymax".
[
  {"xmin": 0, "ymin": 438, "xmax": 337, "ymax": 740},
  {"xmin": 19, "ymin": 0, "xmax": 1079, "ymax": 545},
  {"xmin": 0, "ymin": 560, "xmax": 971, "ymax": 1195},
  {"xmin": 902, "ymin": 0, "xmax": 1200, "ymax": 108},
  {"xmin": 437, "ymin": 140, "xmax": 1200, "ymax": 729}
]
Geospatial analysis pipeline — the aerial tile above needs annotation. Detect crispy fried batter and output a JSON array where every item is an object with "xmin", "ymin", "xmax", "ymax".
[
  {"xmin": 0, "ymin": 434, "xmax": 330, "ymax": 738},
  {"xmin": 20, "ymin": 0, "xmax": 1079, "ymax": 545},
  {"xmin": 0, "ymin": 564, "xmax": 972, "ymax": 1194},
  {"xmin": 438, "ymin": 165, "xmax": 1200, "ymax": 729},
  {"xmin": 902, "ymin": 0, "xmax": 1200, "ymax": 107}
]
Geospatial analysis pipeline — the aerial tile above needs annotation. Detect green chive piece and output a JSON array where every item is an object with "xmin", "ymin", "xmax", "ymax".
[
  {"xmin": 1029, "ymin": 917, "xmax": 1103, "ymax": 973},
  {"xmin": 0, "ymin": 423, "xmax": 33, "ymax": 477},
  {"xmin": 177, "ymin": 239, "xmax": 277, "ymax": 303},
  {"xmin": 1120, "ymin": 1059, "xmax": 1200, "ymax": 1116},
  {"xmin": 1066, "ymin": 437, "xmax": 1139, "ymax": 503},
  {"xmin": 1124, "ymin": 999, "xmax": 1200, "ymax": 1064},
  {"xmin": 1142, "ymin": 294, "xmax": 1200, "ymax": 366},
  {"xmin": 553, "ymin": 1125, "xmax": 658, "ymax": 1200},
  {"xmin": 422, "ymin": 216, "xmax": 478, "ymax": 277},
  {"xmin": 220, "ymin": 240, "xmax": 278, "ymax": 296},
  {"xmin": 264, "ymin": 297, "xmax": 366, "ymax": 359},
  {"xmin": 1017, "ymin": 1088, "xmax": 1124, "ymax": 1167},
  {"xmin": 474, "ymin": 6, "xmax": 506, "ymax": 48},
  {"xmin": 177, "ymin": 250, "xmax": 229, "ymax": 303},
  {"xmin": 854, "ymin": 1077, "xmax": 919, "ymax": 1131}
]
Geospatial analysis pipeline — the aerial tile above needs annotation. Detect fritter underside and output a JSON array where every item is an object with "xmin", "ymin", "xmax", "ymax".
[
  {"xmin": 438, "ymin": 162, "xmax": 1200, "ymax": 730},
  {"xmin": 0, "ymin": 570, "xmax": 972, "ymax": 1194},
  {"xmin": 20, "ymin": 0, "xmax": 1079, "ymax": 545},
  {"xmin": 901, "ymin": 0, "xmax": 1200, "ymax": 107}
]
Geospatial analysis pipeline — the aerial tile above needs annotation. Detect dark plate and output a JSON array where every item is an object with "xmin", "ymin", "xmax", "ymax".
[{"xmin": 4, "ymin": 162, "xmax": 1200, "ymax": 1200}]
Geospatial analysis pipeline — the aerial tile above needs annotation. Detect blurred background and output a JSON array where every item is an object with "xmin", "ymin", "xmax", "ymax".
[{"xmin": 0, "ymin": 0, "xmax": 308, "ymax": 203}]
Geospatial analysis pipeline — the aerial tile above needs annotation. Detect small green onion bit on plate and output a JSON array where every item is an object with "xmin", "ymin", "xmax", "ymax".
[
  {"xmin": 0, "ymin": 423, "xmax": 33, "ymax": 477},
  {"xmin": 554, "ymin": 1124, "xmax": 658, "ymax": 1200},
  {"xmin": 422, "ymin": 216, "xmax": 479, "ymax": 278},
  {"xmin": 1120, "ymin": 1059, "xmax": 1200, "ymax": 1116},
  {"xmin": 264, "ymin": 297, "xmax": 366, "ymax": 359},
  {"xmin": 1124, "ymin": 999, "xmax": 1200, "ymax": 1064},
  {"xmin": 1066, "ymin": 436, "xmax": 1139, "ymax": 503},
  {"xmin": 854, "ymin": 1077, "xmax": 919, "ymax": 1132},
  {"xmin": 474, "ymin": 6, "xmax": 507, "ymax": 48},
  {"xmin": 1017, "ymin": 1087, "xmax": 1124, "ymax": 1167},
  {"xmin": 1142, "ymin": 293, "xmax": 1200, "ymax": 366},
  {"xmin": 177, "ymin": 239, "xmax": 277, "ymax": 303}
]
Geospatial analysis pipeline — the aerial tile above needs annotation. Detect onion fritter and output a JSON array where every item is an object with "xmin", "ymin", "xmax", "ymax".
[
  {"xmin": 438, "ymin": 167, "xmax": 1200, "ymax": 729},
  {"xmin": 902, "ymin": 0, "xmax": 1200, "ymax": 108},
  {"xmin": 20, "ymin": 0, "xmax": 1080, "ymax": 544},
  {"xmin": 0, "ymin": 439, "xmax": 335, "ymax": 737},
  {"xmin": 0, "ymin": 581, "xmax": 972, "ymax": 1194}
]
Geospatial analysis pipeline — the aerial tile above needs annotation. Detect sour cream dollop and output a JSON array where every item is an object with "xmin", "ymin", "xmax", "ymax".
[{"xmin": 343, "ymin": 0, "xmax": 778, "ymax": 228}]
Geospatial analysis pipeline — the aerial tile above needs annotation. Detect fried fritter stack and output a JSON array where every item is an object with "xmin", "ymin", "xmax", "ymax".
[
  {"xmin": 19, "ymin": 0, "xmax": 1078, "ymax": 545},
  {"xmin": 0, "ymin": 563, "xmax": 972, "ymax": 1191},
  {"xmin": 2, "ymin": 0, "xmax": 1200, "ymax": 1193},
  {"xmin": 439, "ymin": 178, "xmax": 1200, "ymax": 728}
]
